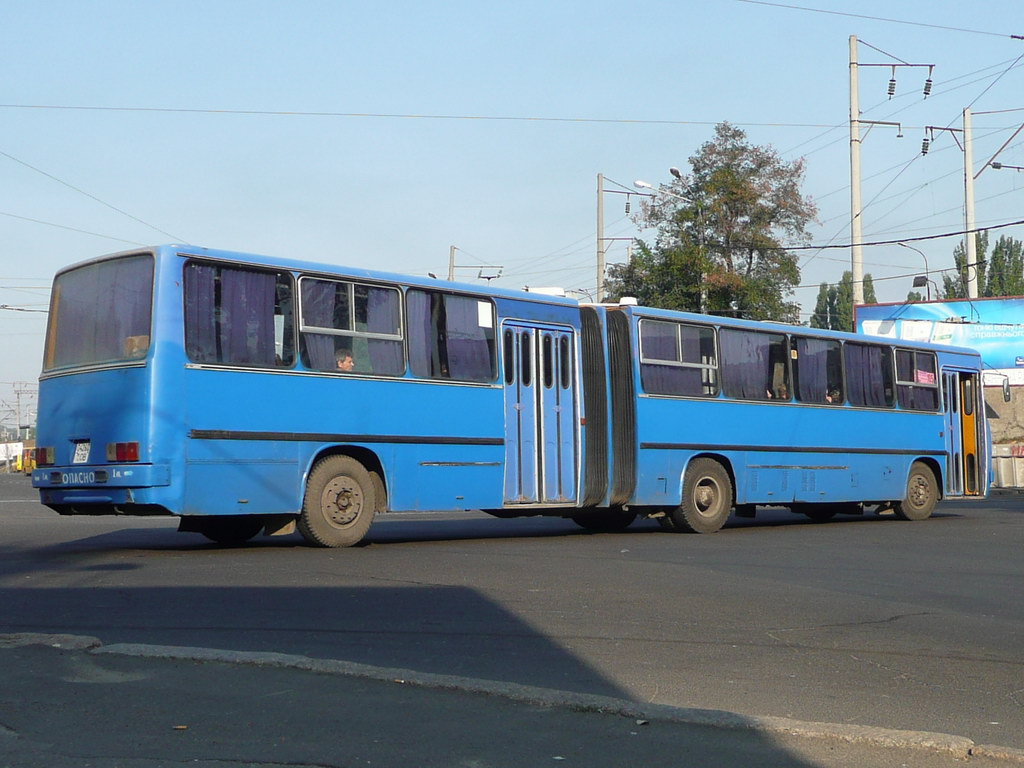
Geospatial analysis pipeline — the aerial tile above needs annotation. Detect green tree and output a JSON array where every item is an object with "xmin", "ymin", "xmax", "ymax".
[
  {"xmin": 808, "ymin": 270, "xmax": 877, "ymax": 331},
  {"xmin": 906, "ymin": 290, "xmax": 925, "ymax": 302},
  {"xmin": 941, "ymin": 232, "xmax": 988, "ymax": 299},
  {"xmin": 983, "ymin": 235, "xmax": 1024, "ymax": 297},
  {"xmin": 605, "ymin": 122, "xmax": 816, "ymax": 322},
  {"xmin": 809, "ymin": 283, "xmax": 832, "ymax": 328}
]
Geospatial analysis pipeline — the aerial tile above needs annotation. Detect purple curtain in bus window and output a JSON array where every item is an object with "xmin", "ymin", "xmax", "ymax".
[
  {"xmin": 640, "ymin": 322, "xmax": 702, "ymax": 395},
  {"xmin": 300, "ymin": 280, "xmax": 336, "ymax": 370},
  {"xmin": 220, "ymin": 268, "xmax": 276, "ymax": 366},
  {"xmin": 406, "ymin": 291, "xmax": 432, "ymax": 377},
  {"xmin": 366, "ymin": 288, "xmax": 403, "ymax": 375},
  {"xmin": 720, "ymin": 330, "xmax": 770, "ymax": 399},
  {"xmin": 185, "ymin": 264, "xmax": 218, "ymax": 363},
  {"xmin": 445, "ymin": 295, "xmax": 492, "ymax": 381},
  {"xmin": 796, "ymin": 338, "xmax": 827, "ymax": 403},
  {"xmin": 845, "ymin": 345, "xmax": 887, "ymax": 406}
]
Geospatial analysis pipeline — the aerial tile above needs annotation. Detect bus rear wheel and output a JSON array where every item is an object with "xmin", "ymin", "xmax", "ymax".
[
  {"xmin": 299, "ymin": 456, "xmax": 377, "ymax": 547},
  {"xmin": 894, "ymin": 462, "xmax": 939, "ymax": 521},
  {"xmin": 671, "ymin": 458, "xmax": 733, "ymax": 534}
]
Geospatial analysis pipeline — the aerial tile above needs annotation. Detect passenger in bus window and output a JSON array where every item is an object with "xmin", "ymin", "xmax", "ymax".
[{"xmin": 336, "ymin": 349, "xmax": 355, "ymax": 372}]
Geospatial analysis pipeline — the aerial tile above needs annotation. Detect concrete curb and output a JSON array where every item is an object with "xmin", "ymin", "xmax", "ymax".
[
  {"xmin": 5, "ymin": 633, "xmax": 1023, "ymax": 762},
  {"xmin": 91, "ymin": 642, "xmax": 981, "ymax": 759}
]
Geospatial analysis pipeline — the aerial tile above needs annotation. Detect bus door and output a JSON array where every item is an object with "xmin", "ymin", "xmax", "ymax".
[
  {"xmin": 502, "ymin": 323, "xmax": 578, "ymax": 505},
  {"xmin": 944, "ymin": 370, "xmax": 982, "ymax": 496}
]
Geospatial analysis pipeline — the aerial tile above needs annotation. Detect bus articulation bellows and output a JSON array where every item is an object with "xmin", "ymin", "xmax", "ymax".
[{"xmin": 32, "ymin": 245, "xmax": 991, "ymax": 546}]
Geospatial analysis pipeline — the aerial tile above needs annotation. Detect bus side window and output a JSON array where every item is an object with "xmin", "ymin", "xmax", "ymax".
[
  {"xmin": 844, "ymin": 342, "xmax": 894, "ymax": 408},
  {"xmin": 719, "ymin": 329, "xmax": 788, "ymax": 401},
  {"xmin": 638, "ymin": 319, "xmax": 717, "ymax": 397},
  {"xmin": 408, "ymin": 290, "xmax": 496, "ymax": 382},
  {"xmin": 793, "ymin": 336, "xmax": 843, "ymax": 405},
  {"xmin": 298, "ymin": 278, "xmax": 403, "ymax": 375},
  {"xmin": 895, "ymin": 349, "xmax": 939, "ymax": 411},
  {"xmin": 185, "ymin": 262, "xmax": 294, "ymax": 368}
]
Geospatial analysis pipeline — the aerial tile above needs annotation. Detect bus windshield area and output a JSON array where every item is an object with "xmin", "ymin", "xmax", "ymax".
[{"xmin": 43, "ymin": 254, "xmax": 154, "ymax": 372}]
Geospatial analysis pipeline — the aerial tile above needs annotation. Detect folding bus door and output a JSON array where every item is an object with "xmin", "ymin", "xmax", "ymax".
[
  {"xmin": 943, "ymin": 369, "xmax": 982, "ymax": 496},
  {"xmin": 502, "ymin": 322, "xmax": 578, "ymax": 505},
  {"xmin": 958, "ymin": 372, "xmax": 982, "ymax": 495},
  {"xmin": 537, "ymin": 330, "xmax": 578, "ymax": 504}
]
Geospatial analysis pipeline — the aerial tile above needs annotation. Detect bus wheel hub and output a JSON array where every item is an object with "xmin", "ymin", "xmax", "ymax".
[{"xmin": 322, "ymin": 478, "xmax": 363, "ymax": 527}]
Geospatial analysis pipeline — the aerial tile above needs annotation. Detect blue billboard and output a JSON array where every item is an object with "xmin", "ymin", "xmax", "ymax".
[{"xmin": 855, "ymin": 297, "xmax": 1024, "ymax": 386}]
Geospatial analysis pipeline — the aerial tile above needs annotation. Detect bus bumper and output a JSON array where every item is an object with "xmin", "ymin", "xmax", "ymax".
[{"xmin": 33, "ymin": 464, "xmax": 172, "ymax": 515}]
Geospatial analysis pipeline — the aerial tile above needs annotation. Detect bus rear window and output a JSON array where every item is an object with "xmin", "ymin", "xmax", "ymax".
[{"xmin": 44, "ymin": 255, "xmax": 154, "ymax": 372}]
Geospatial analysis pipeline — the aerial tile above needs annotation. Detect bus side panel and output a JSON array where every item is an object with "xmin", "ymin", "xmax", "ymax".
[
  {"xmin": 183, "ymin": 369, "xmax": 506, "ymax": 514},
  {"xmin": 633, "ymin": 396, "xmax": 944, "ymax": 507},
  {"xmin": 184, "ymin": 437, "xmax": 301, "ymax": 516}
]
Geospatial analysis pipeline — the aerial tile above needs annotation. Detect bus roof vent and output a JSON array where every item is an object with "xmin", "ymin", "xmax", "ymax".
[
  {"xmin": 525, "ymin": 286, "xmax": 567, "ymax": 297},
  {"xmin": 619, "ymin": 296, "xmax": 638, "ymax": 306}
]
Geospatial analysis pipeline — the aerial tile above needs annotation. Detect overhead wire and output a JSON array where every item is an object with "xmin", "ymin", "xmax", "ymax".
[
  {"xmin": 0, "ymin": 149, "xmax": 185, "ymax": 242},
  {"xmin": 732, "ymin": 0, "xmax": 1024, "ymax": 39}
]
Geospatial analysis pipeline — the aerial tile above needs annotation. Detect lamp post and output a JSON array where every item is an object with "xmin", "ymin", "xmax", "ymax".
[{"xmin": 899, "ymin": 242, "xmax": 933, "ymax": 301}]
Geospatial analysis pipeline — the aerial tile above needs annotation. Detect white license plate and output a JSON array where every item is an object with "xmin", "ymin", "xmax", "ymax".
[{"xmin": 72, "ymin": 442, "xmax": 91, "ymax": 464}]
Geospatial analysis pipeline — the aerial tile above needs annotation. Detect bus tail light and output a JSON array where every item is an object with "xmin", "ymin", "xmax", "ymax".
[
  {"xmin": 106, "ymin": 442, "xmax": 140, "ymax": 462},
  {"xmin": 36, "ymin": 447, "xmax": 55, "ymax": 466}
]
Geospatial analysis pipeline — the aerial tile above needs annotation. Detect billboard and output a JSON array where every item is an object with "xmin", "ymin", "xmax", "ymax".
[{"xmin": 854, "ymin": 297, "xmax": 1024, "ymax": 386}]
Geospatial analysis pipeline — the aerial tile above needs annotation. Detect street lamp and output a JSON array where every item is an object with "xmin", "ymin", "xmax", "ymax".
[
  {"xmin": 899, "ymin": 242, "xmax": 933, "ymax": 301},
  {"xmin": 634, "ymin": 179, "xmax": 692, "ymax": 203}
]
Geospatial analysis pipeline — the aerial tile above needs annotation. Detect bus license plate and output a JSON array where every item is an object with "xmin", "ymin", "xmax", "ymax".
[{"xmin": 73, "ymin": 442, "xmax": 90, "ymax": 464}]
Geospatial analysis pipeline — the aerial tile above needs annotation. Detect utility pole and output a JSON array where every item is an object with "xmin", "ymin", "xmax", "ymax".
[
  {"xmin": 963, "ymin": 108, "xmax": 979, "ymax": 298},
  {"xmin": 849, "ymin": 35, "xmax": 865, "ymax": 306},
  {"xmin": 849, "ymin": 36, "xmax": 933, "ymax": 307},
  {"xmin": 448, "ymin": 245, "xmax": 457, "ymax": 281},
  {"xmin": 596, "ymin": 173, "xmax": 606, "ymax": 302}
]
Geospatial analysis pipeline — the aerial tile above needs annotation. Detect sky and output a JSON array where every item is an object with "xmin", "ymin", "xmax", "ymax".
[{"xmin": 2, "ymin": 0, "xmax": 1023, "ymax": 428}]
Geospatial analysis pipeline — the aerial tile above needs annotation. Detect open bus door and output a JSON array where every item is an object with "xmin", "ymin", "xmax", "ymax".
[{"xmin": 944, "ymin": 370, "xmax": 982, "ymax": 496}]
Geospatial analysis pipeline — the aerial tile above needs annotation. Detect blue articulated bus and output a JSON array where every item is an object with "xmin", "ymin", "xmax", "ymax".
[{"xmin": 32, "ymin": 245, "xmax": 990, "ymax": 546}]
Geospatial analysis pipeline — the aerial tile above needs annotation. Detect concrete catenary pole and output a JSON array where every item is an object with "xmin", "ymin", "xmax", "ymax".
[
  {"xmin": 963, "ymin": 108, "xmax": 979, "ymax": 298},
  {"xmin": 849, "ymin": 35, "xmax": 865, "ymax": 308}
]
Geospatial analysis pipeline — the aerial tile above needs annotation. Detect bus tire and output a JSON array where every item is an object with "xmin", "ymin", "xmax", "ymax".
[
  {"xmin": 571, "ymin": 507, "xmax": 637, "ymax": 533},
  {"xmin": 894, "ymin": 462, "xmax": 939, "ymax": 521},
  {"xmin": 299, "ymin": 456, "xmax": 377, "ymax": 547},
  {"xmin": 672, "ymin": 458, "xmax": 733, "ymax": 534},
  {"xmin": 369, "ymin": 470, "xmax": 388, "ymax": 516},
  {"xmin": 197, "ymin": 516, "xmax": 265, "ymax": 546}
]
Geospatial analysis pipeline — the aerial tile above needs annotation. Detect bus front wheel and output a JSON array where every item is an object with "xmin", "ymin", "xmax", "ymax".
[
  {"xmin": 894, "ymin": 462, "xmax": 939, "ymax": 521},
  {"xmin": 299, "ymin": 456, "xmax": 377, "ymax": 547},
  {"xmin": 671, "ymin": 458, "xmax": 733, "ymax": 534}
]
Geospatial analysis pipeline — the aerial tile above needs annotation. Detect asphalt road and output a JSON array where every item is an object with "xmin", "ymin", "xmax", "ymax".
[{"xmin": 2, "ymin": 472, "xmax": 1023, "ymax": 752}]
